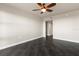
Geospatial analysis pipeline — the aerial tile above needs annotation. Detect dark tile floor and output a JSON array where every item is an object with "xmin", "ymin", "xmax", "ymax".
[{"xmin": 0, "ymin": 38, "xmax": 79, "ymax": 56}]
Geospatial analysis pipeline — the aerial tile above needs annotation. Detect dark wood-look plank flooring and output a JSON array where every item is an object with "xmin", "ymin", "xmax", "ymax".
[{"xmin": 0, "ymin": 38, "xmax": 79, "ymax": 56}]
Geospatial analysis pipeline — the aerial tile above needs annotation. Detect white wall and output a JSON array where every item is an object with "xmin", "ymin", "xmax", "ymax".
[
  {"xmin": 47, "ymin": 22, "xmax": 52, "ymax": 36},
  {"xmin": 0, "ymin": 4, "xmax": 43, "ymax": 49},
  {"xmin": 43, "ymin": 9, "xmax": 79, "ymax": 43},
  {"xmin": 53, "ymin": 10, "xmax": 79, "ymax": 43}
]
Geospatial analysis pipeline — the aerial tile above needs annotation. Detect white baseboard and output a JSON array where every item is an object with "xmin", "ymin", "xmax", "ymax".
[
  {"xmin": 0, "ymin": 36, "xmax": 42, "ymax": 50},
  {"xmin": 54, "ymin": 37, "xmax": 79, "ymax": 43}
]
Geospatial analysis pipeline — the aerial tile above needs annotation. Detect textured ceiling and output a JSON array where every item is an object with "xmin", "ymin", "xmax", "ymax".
[{"xmin": 2, "ymin": 3, "xmax": 79, "ymax": 18}]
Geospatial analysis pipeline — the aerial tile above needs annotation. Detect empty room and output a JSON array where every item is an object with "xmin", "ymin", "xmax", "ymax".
[{"xmin": 0, "ymin": 3, "xmax": 79, "ymax": 56}]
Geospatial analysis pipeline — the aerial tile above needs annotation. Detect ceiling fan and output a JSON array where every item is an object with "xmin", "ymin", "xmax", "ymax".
[{"xmin": 32, "ymin": 3, "xmax": 56, "ymax": 14}]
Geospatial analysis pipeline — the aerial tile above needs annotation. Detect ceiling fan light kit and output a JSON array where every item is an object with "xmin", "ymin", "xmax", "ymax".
[{"xmin": 41, "ymin": 8, "xmax": 46, "ymax": 12}]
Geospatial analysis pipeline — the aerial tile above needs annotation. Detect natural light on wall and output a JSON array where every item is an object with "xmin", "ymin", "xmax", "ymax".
[
  {"xmin": 53, "ymin": 10, "xmax": 79, "ymax": 43},
  {"xmin": 0, "ymin": 10, "xmax": 43, "ymax": 49}
]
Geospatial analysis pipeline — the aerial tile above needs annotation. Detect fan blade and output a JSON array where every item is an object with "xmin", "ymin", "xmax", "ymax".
[
  {"xmin": 37, "ymin": 3, "xmax": 42, "ymax": 7},
  {"xmin": 42, "ymin": 3, "xmax": 46, "ymax": 8},
  {"xmin": 43, "ymin": 3, "xmax": 45, "ymax": 5},
  {"xmin": 32, "ymin": 9, "xmax": 40, "ymax": 11},
  {"xmin": 46, "ymin": 9, "xmax": 53, "ymax": 12},
  {"xmin": 46, "ymin": 3, "xmax": 56, "ymax": 8},
  {"xmin": 40, "ymin": 12, "xmax": 43, "ymax": 14}
]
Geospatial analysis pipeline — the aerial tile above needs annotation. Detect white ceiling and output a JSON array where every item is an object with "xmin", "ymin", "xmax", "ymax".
[{"xmin": 4, "ymin": 3, "xmax": 79, "ymax": 18}]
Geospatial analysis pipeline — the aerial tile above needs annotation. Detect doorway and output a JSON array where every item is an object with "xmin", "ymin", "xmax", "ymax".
[{"xmin": 45, "ymin": 20, "xmax": 53, "ymax": 47}]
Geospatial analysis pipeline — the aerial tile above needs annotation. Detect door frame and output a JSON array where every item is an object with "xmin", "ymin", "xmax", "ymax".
[{"xmin": 45, "ymin": 20, "xmax": 53, "ymax": 40}]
